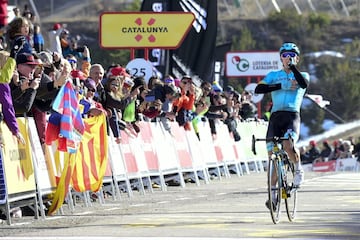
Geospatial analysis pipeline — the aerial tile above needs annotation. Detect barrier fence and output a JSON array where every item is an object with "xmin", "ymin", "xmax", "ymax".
[{"xmin": 0, "ymin": 117, "xmax": 358, "ymax": 225}]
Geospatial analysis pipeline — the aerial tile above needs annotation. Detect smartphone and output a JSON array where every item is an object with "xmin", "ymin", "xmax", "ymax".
[
  {"xmin": 145, "ymin": 95, "xmax": 156, "ymax": 102},
  {"xmin": 75, "ymin": 46, "xmax": 85, "ymax": 52}
]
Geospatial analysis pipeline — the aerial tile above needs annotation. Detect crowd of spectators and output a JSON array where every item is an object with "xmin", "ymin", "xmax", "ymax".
[
  {"xmin": 300, "ymin": 137, "xmax": 360, "ymax": 164},
  {"xmin": 0, "ymin": 5, "xmax": 260, "ymax": 151}
]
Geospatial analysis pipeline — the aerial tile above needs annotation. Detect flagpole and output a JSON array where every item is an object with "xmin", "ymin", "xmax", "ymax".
[
  {"xmin": 306, "ymin": 96, "xmax": 346, "ymax": 123},
  {"xmin": 322, "ymin": 106, "xmax": 346, "ymax": 124}
]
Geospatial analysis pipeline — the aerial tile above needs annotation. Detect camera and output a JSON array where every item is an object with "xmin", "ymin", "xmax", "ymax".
[{"xmin": 75, "ymin": 46, "xmax": 85, "ymax": 52}]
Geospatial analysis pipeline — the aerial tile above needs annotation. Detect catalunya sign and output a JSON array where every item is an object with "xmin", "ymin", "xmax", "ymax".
[{"xmin": 100, "ymin": 12, "xmax": 195, "ymax": 49}]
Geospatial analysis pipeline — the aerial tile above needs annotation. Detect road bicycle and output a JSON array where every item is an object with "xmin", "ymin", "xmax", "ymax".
[{"xmin": 252, "ymin": 135, "xmax": 298, "ymax": 224}]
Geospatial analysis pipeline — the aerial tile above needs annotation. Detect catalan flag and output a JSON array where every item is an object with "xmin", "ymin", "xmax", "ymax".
[
  {"xmin": 47, "ymin": 151, "xmax": 77, "ymax": 215},
  {"xmin": 72, "ymin": 114, "xmax": 108, "ymax": 192},
  {"xmin": 48, "ymin": 114, "xmax": 108, "ymax": 215}
]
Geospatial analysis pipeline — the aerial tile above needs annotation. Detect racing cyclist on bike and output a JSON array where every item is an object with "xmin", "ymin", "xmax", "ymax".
[{"xmin": 255, "ymin": 42, "xmax": 310, "ymax": 210}]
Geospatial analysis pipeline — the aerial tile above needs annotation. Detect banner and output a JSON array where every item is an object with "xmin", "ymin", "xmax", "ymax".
[{"xmin": 0, "ymin": 118, "xmax": 36, "ymax": 195}]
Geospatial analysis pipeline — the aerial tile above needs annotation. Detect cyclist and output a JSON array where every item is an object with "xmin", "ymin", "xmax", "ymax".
[{"xmin": 255, "ymin": 42, "xmax": 309, "ymax": 210}]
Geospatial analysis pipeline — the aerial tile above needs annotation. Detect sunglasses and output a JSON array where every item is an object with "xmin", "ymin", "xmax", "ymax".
[
  {"xmin": 181, "ymin": 81, "xmax": 190, "ymax": 85},
  {"xmin": 88, "ymin": 88, "xmax": 96, "ymax": 93},
  {"xmin": 281, "ymin": 52, "xmax": 297, "ymax": 58},
  {"xmin": 68, "ymin": 59, "xmax": 77, "ymax": 64},
  {"xmin": 111, "ymin": 83, "xmax": 120, "ymax": 87},
  {"xmin": 202, "ymin": 87, "xmax": 212, "ymax": 92}
]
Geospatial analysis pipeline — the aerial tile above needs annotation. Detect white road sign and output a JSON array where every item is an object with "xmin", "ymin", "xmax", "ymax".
[{"xmin": 126, "ymin": 58, "xmax": 154, "ymax": 83}]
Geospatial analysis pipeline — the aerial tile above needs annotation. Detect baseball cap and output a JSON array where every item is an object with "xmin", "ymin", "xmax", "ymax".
[
  {"xmin": 84, "ymin": 78, "xmax": 96, "ymax": 90},
  {"xmin": 71, "ymin": 70, "xmax": 86, "ymax": 80},
  {"xmin": 53, "ymin": 23, "xmax": 61, "ymax": 30},
  {"xmin": 110, "ymin": 66, "xmax": 128, "ymax": 77},
  {"xmin": 38, "ymin": 51, "xmax": 53, "ymax": 66},
  {"xmin": 224, "ymin": 85, "xmax": 234, "ymax": 93},
  {"xmin": 16, "ymin": 53, "xmax": 40, "ymax": 65}
]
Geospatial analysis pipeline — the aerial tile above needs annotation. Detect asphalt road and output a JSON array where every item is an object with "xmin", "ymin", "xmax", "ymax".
[{"xmin": 1, "ymin": 171, "xmax": 359, "ymax": 240}]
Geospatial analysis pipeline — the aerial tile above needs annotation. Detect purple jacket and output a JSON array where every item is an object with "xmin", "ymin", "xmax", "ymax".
[{"xmin": 0, "ymin": 83, "xmax": 19, "ymax": 135}]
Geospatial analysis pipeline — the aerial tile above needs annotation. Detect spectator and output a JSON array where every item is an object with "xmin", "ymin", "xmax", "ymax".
[
  {"xmin": 79, "ymin": 78, "xmax": 106, "ymax": 118},
  {"xmin": 172, "ymin": 75, "xmax": 196, "ymax": 131},
  {"xmin": 198, "ymin": 81, "xmax": 227, "ymax": 139},
  {"xmin": 32, "ymin": 24, "xmax": 44, "ymax": 53},
  {"xmin": 222, "ymin": 85, "xmax": 241, "ymax": 141},
  {"xmin": 47, "ymin": 23, "xmax": 64, "ymax": 55},
  {"xmin": 305, "ymin": 140, "xmax": 321, "ymax": 163},
  {"xmin": 13, "ymin": 7, "xmax": 21, "ymax": 18},
  {"xmin": 89, "ymin": 63, "xmax": 106, "ymax": 105},
  {"xmin": 0, "ymin": 50, "xmax": 25, "ymax": 144},
  {"xmin": 147, "ymin": 76, "xmax": 163, "ymax": 90},
  {"xmin": 339, "ymin": 140, "xmax": 353, "ymax": 159},
  {"xmin": 104, "ymin": 75, "xmax": 134, "ymax": 143},
  {"xmin": 30, "ymin": 54, "xmax": 68, "ymax": 145},
  {"xmin": 299, "ymin": 146, "xmax": 310, "ymax": 164},
  {"xmin": 239, "ymin": 90, "xmax": 258, "ymax": 121},
  {"xmin": 7, "ymin": 16, "xmax": 34, "ymax": 58},
  {"xmin": 122, "ymin": 76, "xmax": 142, "ymax": 134},
  {"xmin": 62, "ymin": 37, "xmax": 84, "ymax": 60},
  {"xmin": 10, "ymin": 53, "xmax": 40, "ymax": 115},
  {"xmin": 328, "ymin": 140, "xmax": 343, "ymax": 160},
  {"xmin": 313, "ymin": 140, "xmax": 332, "ymax": 163},
  {"xmin": 140, "ymin": 83, "xmax": 180, "ymax": 132},
  {"xmin": 352, "ymin": 137, "xmax": 360, "ymax": 161}
]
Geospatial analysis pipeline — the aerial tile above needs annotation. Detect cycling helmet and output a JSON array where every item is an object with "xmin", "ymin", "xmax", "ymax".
[{"xmin": 279, "ymin": 42, "xmax": 300, "ymax": 55}]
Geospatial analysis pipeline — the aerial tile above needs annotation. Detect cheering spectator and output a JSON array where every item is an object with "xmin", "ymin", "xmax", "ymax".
[
  {"xmin": 0, "ymin": 50, "xmax": 25, "ymax": 144},
  {"xmin": 47, "ymin": 23, "xmax": 64, "ymax": 55}
]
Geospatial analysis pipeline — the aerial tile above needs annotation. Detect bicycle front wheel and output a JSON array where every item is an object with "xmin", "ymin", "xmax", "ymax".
[
  {"xmin": 284, "ymin": 162, "xmax": 298, "ymax": 222},
  {"xmin": 267, "ymin": 159, "xmax": 281, "ymax": 224}
]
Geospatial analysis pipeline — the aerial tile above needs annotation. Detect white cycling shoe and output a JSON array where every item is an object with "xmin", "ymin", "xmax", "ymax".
[{"xmin": 293, "ymin": 169, "xmax": 304, "ymax": 187}]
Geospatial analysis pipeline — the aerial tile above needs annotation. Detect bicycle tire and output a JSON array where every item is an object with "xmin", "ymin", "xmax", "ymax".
[
  {"xmin": 285, "ymin": 162, "xmax": 298, "ymax": 221},
  {"xmin": 267, "ymin": 159, "xmax": 282, "ymax": 224}
]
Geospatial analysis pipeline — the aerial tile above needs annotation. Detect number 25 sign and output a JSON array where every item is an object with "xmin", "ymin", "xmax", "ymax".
[{"xmin": 126, "ymin": 58, "xmax": 154, "ymax": 83}]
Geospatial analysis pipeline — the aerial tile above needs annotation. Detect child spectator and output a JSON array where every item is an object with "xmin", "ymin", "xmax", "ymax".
[{"xmin": 7, "ymin": 17, "xmax": 34, "ymax": 58}]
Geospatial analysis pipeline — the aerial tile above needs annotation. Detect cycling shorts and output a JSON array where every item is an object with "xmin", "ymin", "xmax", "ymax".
[{"xmin": 266, "ymin": 111, "xmax": 300, "ymax": 151}]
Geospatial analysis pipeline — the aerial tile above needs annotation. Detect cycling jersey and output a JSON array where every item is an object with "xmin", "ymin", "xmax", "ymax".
[{"xmin": 260, "ymin": 70, "xmax": 310, "ymax": 113}]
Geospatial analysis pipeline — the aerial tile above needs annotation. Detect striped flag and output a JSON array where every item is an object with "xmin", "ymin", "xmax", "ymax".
[{"xmin": 46, "ymin": 80, "xmax": 85, "ymax": 153}]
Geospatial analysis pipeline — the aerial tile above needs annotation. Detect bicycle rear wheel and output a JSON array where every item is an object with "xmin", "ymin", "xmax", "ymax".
[
  {"xmin": 284, "ymin": 162, "xmax": 298, "ymax": 222},
  {"xmin": 267, "ymin": 159, "xmax": 281, "ymax": 224}
]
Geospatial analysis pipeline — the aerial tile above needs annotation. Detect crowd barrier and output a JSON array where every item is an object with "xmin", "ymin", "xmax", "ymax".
[
  {"xmin": 0, "ymin": 117, "xmax": 274, "ymax": 225},
  {"xmin": 303, "ymin": 157, "xmax": 360, "ymax": 172}
]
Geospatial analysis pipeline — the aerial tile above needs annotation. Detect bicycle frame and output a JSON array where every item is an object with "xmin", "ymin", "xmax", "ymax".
[{"xmin": 252, "ymin": 135, "xmax": 298, "ymax": 224}]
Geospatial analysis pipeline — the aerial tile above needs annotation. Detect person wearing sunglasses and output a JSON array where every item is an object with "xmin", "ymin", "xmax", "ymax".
[{"xmin": 255, "ymin": 42, "xmax": 310, "ymax": 210}]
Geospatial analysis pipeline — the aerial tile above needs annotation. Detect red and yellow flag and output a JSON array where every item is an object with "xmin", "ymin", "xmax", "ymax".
[
  {"xmin": 72, "ymin": 114, "xmax": 108, "ymax": 192},
  {"xmin": 48, "ymin": 114, "xmax": 108, "ymax": 215}
]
